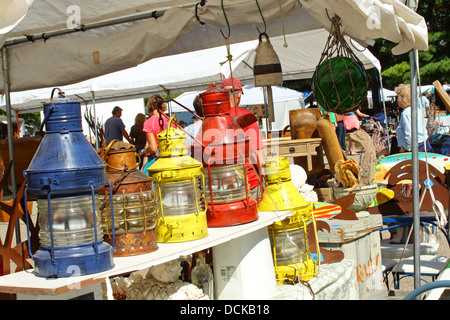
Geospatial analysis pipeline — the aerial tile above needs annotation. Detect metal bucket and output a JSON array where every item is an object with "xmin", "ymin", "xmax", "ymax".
[
  {"xmin": 333, "ymin": 183, "xmax": 378, "ymax": 212},
  {"xmin": 103, "ymin": 140, "xmax": 139, "ymax": 172}
]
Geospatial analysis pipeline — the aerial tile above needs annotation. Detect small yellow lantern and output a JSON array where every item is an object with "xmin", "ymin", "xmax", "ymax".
[
  {"xmin": 147, "ymin": 117, "xmax": 208, "ymax": 243},
  {"xmin": 258, "ymin": 156, "xmax": 320, "ymax": 283}
]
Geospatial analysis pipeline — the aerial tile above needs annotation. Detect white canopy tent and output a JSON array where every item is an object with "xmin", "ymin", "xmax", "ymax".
[
  {"xmin": 1, "ymin": 0, "xmax": 427, "ymax": 95},
  {"xmin": 0, "ymin": 28, "xmax": 380, "ymax": 113}
]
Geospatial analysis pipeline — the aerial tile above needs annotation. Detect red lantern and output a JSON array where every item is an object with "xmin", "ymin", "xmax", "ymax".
[{"xmin": 191, "ymin": 86, "xmax": 259, "ymax": 227}]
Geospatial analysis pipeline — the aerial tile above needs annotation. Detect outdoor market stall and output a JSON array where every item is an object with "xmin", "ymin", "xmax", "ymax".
[{"xmin": 0, "ymin": 0, "xmax": 435, "ymax": 300}]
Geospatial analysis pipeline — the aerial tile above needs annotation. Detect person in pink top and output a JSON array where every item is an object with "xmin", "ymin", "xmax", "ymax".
[
  {"xmin": 141, "ymin": 94, "xmax": 170, "ymax": 174},
  {"xmin": 221, "ymin": 77, "xmax": 265, "ymax": 200}
]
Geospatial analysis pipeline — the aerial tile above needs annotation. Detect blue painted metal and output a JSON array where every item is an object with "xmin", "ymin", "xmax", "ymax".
[
  {"xmin": 404, "ymin": 280, "xmax": 450, "ymax": 300},
  {"xmin": 32, "ymin": 242, "xmax": 114, "ymax": 278},
  {"xmin": 24, "ymin": 92, "xmax": 106, "ymax": 197},
  {"xmin": 42, "ymin": 98, "xmax": 83, "ymax": 132}
]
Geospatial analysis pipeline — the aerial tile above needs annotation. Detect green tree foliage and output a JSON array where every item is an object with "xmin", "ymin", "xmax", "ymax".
[{"xmin": 371, "ymin": 0, "xmax": 449, "ymax": 89}]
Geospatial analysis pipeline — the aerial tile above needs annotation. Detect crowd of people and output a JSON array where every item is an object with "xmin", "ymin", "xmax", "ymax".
[{"xmin": 104, "ymin": 78, "xmax": 436, "ymax": 182}]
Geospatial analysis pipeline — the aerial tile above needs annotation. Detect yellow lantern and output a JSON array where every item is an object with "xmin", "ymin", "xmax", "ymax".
[
  {"xmin": 147, "ymin": 117, "xmax": 208, "ymax": 243},
  {"xmin": 258, "ymin": 156, "xmax": 320, "ymax": 283}
]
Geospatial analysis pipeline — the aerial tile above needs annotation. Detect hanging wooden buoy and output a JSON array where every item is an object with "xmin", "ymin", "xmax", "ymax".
[
  {"xmin": 253, "ymin": 32, "xmax": 283, "ymax": 124},
  {"xmin": 253, "ymin": 32, "xmax": 283, "ymax": 87}
]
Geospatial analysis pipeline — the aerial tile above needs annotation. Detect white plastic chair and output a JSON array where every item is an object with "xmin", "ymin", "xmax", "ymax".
[{"xmin": 392, "ymin": 255, "xmax": 449, "ymax": 290}]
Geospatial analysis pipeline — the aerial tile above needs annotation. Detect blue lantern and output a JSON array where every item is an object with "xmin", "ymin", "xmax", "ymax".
[{"xmin": 24, "ymin": 88, "xmax": 115, "ymax": 278}]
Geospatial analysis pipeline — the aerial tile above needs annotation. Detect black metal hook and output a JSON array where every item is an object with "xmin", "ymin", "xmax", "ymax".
[
  {"xmin": 219, "ymin": 0, "xmax": 231, "ymax": 39},
  {"xmin": 255, "ymin": 0, "xmax": 267, "ymax": 35}
]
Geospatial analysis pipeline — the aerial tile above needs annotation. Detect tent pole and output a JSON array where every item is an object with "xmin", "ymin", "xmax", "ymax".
[
  {"xmin": 1, "ymin": 46, "xmax": 21, "ymax": 244},
  {"xmin": 406, "ymin": 0, "xmax": 421, "ymax": 293},
  {"xmin": 91, "ymin": 91, "xmax": 99, "ymax": 149},
  {"xmin": 409, "ymin": 48, "xmax": 421, "ymax": 291},
  {"xmin": 377, "ymin": 72, "xmax": 391, "ymax": 153},
  {"xmin": 262, "ymin": 87, "xmax": 271, "ymax": 136},
  {"xmin": 167, "ymin": 89, "xmax": 172, "ymax": 117},
  {"xmin": 3, "ymin": 9, "xmax": 167, "ymax": 48}
]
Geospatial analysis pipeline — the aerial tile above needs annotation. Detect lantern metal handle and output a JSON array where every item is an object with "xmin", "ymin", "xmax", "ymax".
[
  {"xmin": 192, "ymin": 172, "xmax": 207, "ymax": 216},
  {"xmin": 104, "ymin": 139, "xmax": 119, "ymax": 157},
  {"xmin": 155, "ymin": 176, "xmax": 165, "ymax": 220},
  {"xmin": 50, "ymin": 87, "xmax": 63, "ymax": 99},
  {"xmin": 25, "ymin": 180, "xmax": 57, "ymax": 266},
  {"xmin": 167, "ymin": 115, "xmax": 178, "ymax": 131},
  {"xmin": 38, "ymin": 106, "xmax": 54, "ymax": 134},
  {"xmin": 163, "ymin": 115, "xmax": 179, "ymax": 144},
  {"xmin": 22, "ymin": 177, "xmax": 55, "ymax": 265},
  {"xmin": 46, "ymin": 185, "xmax": 56, "ymax": 265},
  {"xmin": 90, "ymin": 182, "xmax": 100, "ymax": 258},
  {"xmin": 38, "ymin": 87, "xmax": 63, "ymax": 134},
  {"xmin": 23, "ymin": 182, "xmax": 34, "ymax": 260},
  {"xmin": 258, "ymin": 32, "xmax": 271, "ymax": 44}
]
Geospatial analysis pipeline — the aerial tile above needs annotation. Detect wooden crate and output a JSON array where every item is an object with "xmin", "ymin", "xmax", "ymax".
[
  {"xmin": 263, "ymin": 137, "xmax": 322, "ymax": 172},
  {"xmin": 314, "ymin": 187, "xmax": 333, "ymax": 202},
  {"xmin": 317, "ymin": 214, "xmax": 386, "ymax": 299}
]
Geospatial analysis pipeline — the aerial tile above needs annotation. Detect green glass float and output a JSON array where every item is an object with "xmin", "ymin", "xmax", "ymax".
[{"xmin": 312, "ymin": 56, "xmax": 368, "ymax": 114}]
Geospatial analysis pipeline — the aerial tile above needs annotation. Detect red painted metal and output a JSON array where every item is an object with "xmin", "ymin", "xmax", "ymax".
[
  {"xmin": 191, "ymin": 86, "xmax": 258, "ymax": 227},
  {"xmin": 191, "ymin": 87, "xmax": 249, "ymax": 164},
  {"xmin": 206, "ymin": 197, "xmax": 258, "ymax": 227}
]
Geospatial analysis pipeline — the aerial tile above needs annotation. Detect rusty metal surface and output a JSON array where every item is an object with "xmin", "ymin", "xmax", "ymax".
[
  {"xmin": 307, "ymin": 220, "xmax": 344, "ymax": 264},
  {"xmin": 104, "ymin": 229, "xmax": 158, "ymax": 257},
  {"xmin": 103, "ymin": 141, "xmax": 139, "ymax": 172},
  {"xmin": 332, "ymin": 193, "xmax": 359, "ymax": 220},
  {"xmin": 98, "ymin": 170, "xmax": 153, "ymax": 195}
]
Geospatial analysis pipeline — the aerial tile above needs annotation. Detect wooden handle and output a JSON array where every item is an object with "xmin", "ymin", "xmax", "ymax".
[
  {"xmin": 317, "ymin": 116, "xmax": 346, "ymax": 174},
  {"xmin": 433, "ymin": 80, "xmax": 450, "ymax": 112}
]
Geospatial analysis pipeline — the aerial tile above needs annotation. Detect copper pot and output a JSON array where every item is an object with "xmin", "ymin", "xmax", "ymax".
[{"xmin": 103, "ymin": 140, "xmax": 140, "ymax": 172}]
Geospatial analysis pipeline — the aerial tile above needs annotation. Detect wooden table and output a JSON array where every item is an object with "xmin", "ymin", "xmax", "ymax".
[{"xmin": 263, "ymin": 137, "xmax": 322, "ymax": 171}]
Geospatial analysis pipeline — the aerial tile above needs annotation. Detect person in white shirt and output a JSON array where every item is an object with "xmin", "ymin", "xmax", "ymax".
[
  {"xmin": 421, "ymin": 91, "xmax": 430, "ymax": 109},
  {"xmin": 395, "ymin": 84, "xmax": 429, "ymax": 152}
]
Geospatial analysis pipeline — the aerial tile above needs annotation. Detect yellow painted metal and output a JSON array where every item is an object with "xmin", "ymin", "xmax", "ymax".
[
  {"xmin": 157, "ymin": 115, "xmax": 187, "ymax": 158},
  {"xmin": 258, "ymin": 156, "xmax": 312, "ymax": 225},
  {"xmin": 260, "ymin": 156, "xmax": 319, "ymax": 283},
  {"xmin": 156, "ymin": 210, "xmax": 208, "ymax": 243},
  {"xmin": 148, "ymin": 157, "xmax": 203, "ymax": 182},
  {"xmin": 269, "ymin": 218, "xmax": 319, "ymax": 283},
  {"xmin": 274, "ymin": 260, "xmax": 317, "ymax": 284}
]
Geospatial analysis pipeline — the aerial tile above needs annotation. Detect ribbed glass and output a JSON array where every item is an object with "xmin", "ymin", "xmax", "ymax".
[
  {"xmin": 272, "ymin": 228, "xmax": 308, "ymax": 266},
  {"xmin": 202, "ymin": 165, "xmax": 247, "ymax": 203},
  {"xmin": 159, "ymin": 178, "xmax": 204, "ymax": 216},
  {"xmin": 38, "ymin": 194, "xmax": 102, "ymax": 247}
]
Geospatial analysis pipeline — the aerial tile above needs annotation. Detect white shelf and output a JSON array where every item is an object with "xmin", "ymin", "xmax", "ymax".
[{"xmin": 0, "ymin": 210, "xmax": 292, "ymax": 297}]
